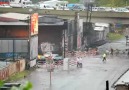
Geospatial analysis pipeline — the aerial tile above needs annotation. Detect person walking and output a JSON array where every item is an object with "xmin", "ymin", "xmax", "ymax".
[
  {"xmin": 127, "ymin": 51, "xmax": 129, "ymax": 57},
  {"xmin": 102, "ymin": 53, "xmax": 107, "ymax": 63},
  {"xmin": 77, "ymin": 57, "xmax": 82, "ymax": 68},
  {"xmin": 79, "ymin": 57, "xmax": 83, "ymax": 68},
  {"xmin": 110, "ymin": 48, "xmax": 114, "ymax": 56}
]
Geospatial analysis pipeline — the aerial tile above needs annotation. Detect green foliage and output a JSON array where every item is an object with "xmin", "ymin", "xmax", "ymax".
[
  {"xmin": 11, "ymin": 82, "xmax": 32, "ymax": 90},
  {"xmin": 31, "ymin": 0, "xmax": 79, "ymax": 4},
  {"xmin": 6, "ymin": 71, "xmax": 29, "ymax": 82},
  {"xmin": 67, "ymin": 0, "xmax": 79, "ymax": 3},
  {"xmin": 0, "ymin": 80, "xmax": 4, "ymax": 87},
  {"xmin": 107, "ymin": 33, "xmax": 124, "ymax": 41},
  {"xmin": 0, "ymin": 80, "xmax": 32, "ymax": 90},
  {"xmin": 96, "ymin": 0, "xmax": 129, "ymax": 7}
]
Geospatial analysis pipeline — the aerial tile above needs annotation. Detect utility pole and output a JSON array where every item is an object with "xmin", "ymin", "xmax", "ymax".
[
  {"xmin": 83, "ymin": 0, "xmax": 94, "ymax": 50},
  {"xmin": 75, "ymin": 12, "xmax": 80, "ymax": 50},
  {"xmin": 63, "ymin": 29, "xmax": 65, "ymax": 58},
  {"xmin": 26, "ymin": 8, "xmax": 33, "ymax": 69}
]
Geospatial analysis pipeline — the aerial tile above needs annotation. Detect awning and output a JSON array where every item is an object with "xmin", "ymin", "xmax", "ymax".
[
  {"xmin": 94, "ymin": 26, "xmax": 105, "ymax": 31},
  {"xmin": 95, "ymin": 23, "xmax": 109, "ymax": 27},
  {"xmin": 0, "ymin": 13, "xmax": 30, "ymax": 20},
  {"xmin": 0, "ymin": 22, "xmax": 28, "ymax": 25},
  {"xmin": 39, "ymin": 22, "xmax": 64, "ymax": 26},
  {"xmin": 0, "ymin": 13, "xmax": 65, "ymax": 26}
]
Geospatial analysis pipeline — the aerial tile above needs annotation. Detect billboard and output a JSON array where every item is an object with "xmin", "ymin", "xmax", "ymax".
[{"xmin": 31, "ymin": 13, "xmax": 38, "ymax": 36}]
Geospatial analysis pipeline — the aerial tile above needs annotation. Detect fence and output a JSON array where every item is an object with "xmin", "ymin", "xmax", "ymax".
[
  {"xmin": 65, "ymin": 48, "xmax": 98, "ymax": 58},
  {"xmin": 0, "ymin": 59, "xmax": 26, "ymax": 80}
]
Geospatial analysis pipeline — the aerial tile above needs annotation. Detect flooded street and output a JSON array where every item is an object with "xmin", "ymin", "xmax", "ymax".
[{"xmin": 17, "ymin": 56, "xmax": 129, "ymax": 90}]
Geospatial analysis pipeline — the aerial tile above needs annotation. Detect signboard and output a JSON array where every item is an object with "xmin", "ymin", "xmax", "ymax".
[
  {"xmin": 31, "ymin": 13, "xmax": 38, "ymax": 36},
  {"xmin": 30, "ymin": 36, "xmax": 38, "ymax": 60}
]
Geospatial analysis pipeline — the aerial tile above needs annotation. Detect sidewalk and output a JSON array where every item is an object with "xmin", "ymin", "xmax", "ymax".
[{"xmin": 98, "ymin": 38, "xmax": 129, "ymax": 90}]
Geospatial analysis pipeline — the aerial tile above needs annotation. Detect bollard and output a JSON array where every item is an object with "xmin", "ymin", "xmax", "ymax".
[{"xmin": 106, "ymin": 80, "xmax": 109, "ymax": 90}]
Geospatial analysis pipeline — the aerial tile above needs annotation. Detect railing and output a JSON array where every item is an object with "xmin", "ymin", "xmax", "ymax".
[{"xmin": 0, "ymin": 59, "xmax": 25, "ymax": 80}]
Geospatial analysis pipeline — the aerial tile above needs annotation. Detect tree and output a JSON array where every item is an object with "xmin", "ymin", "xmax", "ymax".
[
  {"xmin": 0, "ymin": 81, "xmax": 32, "ymax": 90},
  {"xmin": 95, "ymin": 0, "xmax": 129, "ymax": 7},
  {"xmin": 11, "ymin": 82, "xmax": 32, "ymax": 90}
]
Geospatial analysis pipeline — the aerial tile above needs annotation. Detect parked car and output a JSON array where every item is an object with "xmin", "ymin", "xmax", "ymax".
[
  {"xmin": 68, "ymin": 4, "xmax": 86, "ymax": 11},
  {"xmin": 36, "ymin": 55, "xmax": 46, "ymax": 65},
  {"xmin": 52, "ymin": 54, "xmax": 63, "ymax": 65},
  {"xmin": 37, "ymin": 53, "xmax": 63, "ymax": 65},
  {"xmin": 24, "ymin": 3, "xmax": 40, "ymax": 9},
  {"xmin": 38, "ymin": 3, "xmax": 54, "ymax": 10},
  {"xmin": 56, "ymin": 6, "xmax": 69, "ymax": 10},
  {"xmin": 113, "ymin": 7, "xmax": 129, "ymax": 12}
]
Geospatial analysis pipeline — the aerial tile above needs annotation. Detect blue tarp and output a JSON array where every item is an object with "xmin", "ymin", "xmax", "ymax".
[
  {"xmin": 67, "ymin": 4, "xmax": 75, "ymax": 8},
  {"xmin": 0, "ymin": 52, "xmax": 27, "ymax": 59}
]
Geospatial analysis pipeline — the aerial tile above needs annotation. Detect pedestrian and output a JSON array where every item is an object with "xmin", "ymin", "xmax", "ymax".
[
  {"xmin": 110, "ymin": 48, "xmax": 114, "ymax": 56},
  {"xmin": 79, "ymin": 57, "xmax": 83, "ymax": 68},
  {"xmin": 127, "ymin": 51, "xmax": 129, "ymax": 57},
  {"xmin": 115, "ymin": 49, "xmax": 119, "ymax": 56},
  {"xmin": 77, "ymin": 57, "xmax": 80, "ymax": 68},
  {"xmin": 77, "ymin": 57, "xmax": 82, "ymax": 68},
  {"xmin": 102, "ymin": 53, "xmax": 107, "ymax": 63}
]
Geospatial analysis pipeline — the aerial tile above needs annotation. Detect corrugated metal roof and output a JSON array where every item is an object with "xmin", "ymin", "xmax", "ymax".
[
  {"xmin": 0, "ymin": 22, "xmax": 28, "ymax": 25},
  {"xmin": 0, "ymin": 13, "xmax": 65, "ymax": 26},
  {"xmin": 0, "ymin": 21, "xmax": 64, "ymax": 26},
  {"xmin": 38, "ymin": 16, "xmax": 64, "ymax": 23},
  {"xmin": 39, "ymin": 21, "xmax": 64, "ymax": 26},
  {"xmin": 0, "ymin": 13, "xmax": 30, "ymax": 20}
]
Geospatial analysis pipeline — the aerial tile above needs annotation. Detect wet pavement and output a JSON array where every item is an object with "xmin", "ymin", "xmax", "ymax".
[
  {"xmin": 16, "ymin": 55, "xmax": 129, "ymax": 90},
  {"xmin": 98, "ymin": 38, "xmax": 129, "ymax": 54},
  {"xmin": 17, "ymin": 38, "xmax": 129, "ymax": 90}
]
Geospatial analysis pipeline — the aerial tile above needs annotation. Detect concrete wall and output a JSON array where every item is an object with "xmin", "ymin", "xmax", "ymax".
[{"xmin": 0, "ymin": 59, "xmax": 26, "ymax": 80}]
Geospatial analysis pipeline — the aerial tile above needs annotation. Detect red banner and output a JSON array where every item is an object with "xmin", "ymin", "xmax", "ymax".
[{"xmin": 31, "ymin": 13, "xmax": 38, "ymax": 36}]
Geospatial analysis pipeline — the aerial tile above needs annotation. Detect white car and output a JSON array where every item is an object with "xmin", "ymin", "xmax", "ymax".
[
  {"xmin": 113, "ymin": 7, "xmax": 129, "ymax": 12},
  {"xmin": 69, "ymin": 4, "xmax": 86, "ymax": 11},
  {"xmin": 56, "ymin": 6, "xmax": 69, "ymax": 10},
  {"xmin": 39, "ymin": 3, "xmax": 54, "ymax": 10},
  {"xmin": 23, "ymin": 4, "xmax": 40, "ymax": 9}
]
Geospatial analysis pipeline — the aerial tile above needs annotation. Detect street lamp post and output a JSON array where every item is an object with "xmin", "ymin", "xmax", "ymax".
[
  {"xmin": 63, "ymin": 29, "xmax": 65, "ymax": 58},
  {"xmin": 82, "ymin": 0, "xmax": 95, "ymax": 50}
]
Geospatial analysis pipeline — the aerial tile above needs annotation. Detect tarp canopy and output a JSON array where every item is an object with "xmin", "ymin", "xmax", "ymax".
[
  {"xmin": 0, "ymin": 13, "xmax": 65, "ymax": 26},
  {"xmin": 94, "ymin": 26, "xmax": 105, "ymax": 31},
  {"xmin": 0, "ymin": 13, "xmax": 30, "ymax": 20},
  {"xmin": 95, "ymin": 23, "xmax": 109, "ymax": 27},
  {"xmin": 0, "ymin": 22, "xmax": 27, "ymax": 25}
]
